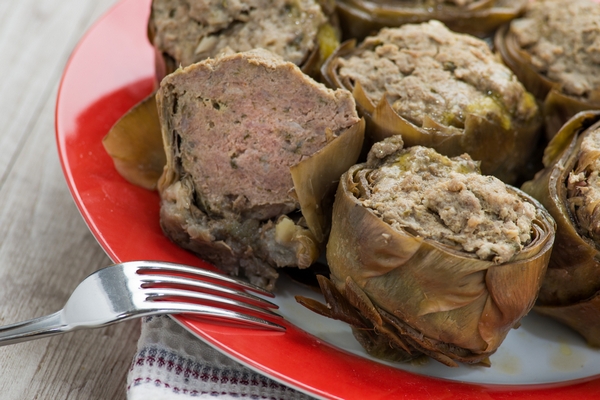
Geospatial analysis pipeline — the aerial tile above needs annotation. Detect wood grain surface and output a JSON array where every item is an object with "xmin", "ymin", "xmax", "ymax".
[{"xmin": 0, "ymin": 0, "xmax": 140, "ymax": 398}]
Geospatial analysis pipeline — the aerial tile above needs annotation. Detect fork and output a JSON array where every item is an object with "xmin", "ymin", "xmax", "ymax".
[{"xmin": 0, "ymin": 260, "xmax": 285, "ymax": 346}]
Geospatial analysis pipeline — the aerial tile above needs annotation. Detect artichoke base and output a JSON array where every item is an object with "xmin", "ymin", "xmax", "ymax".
[{"xmin": 296, "ymin": 275, "xmax": 493, "ymax": 367}]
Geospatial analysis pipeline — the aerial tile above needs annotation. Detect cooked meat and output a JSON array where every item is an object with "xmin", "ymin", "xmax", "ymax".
[
  {"xmin": 150, "ymin": 0, "xmax": 327, "ymax": 68},
  {"xmin": 360, "ymin": 137, "xmax": 536, "ymax": 263},
  {"xmin": 508, "ymin": 0, "xmax": 600, "ymax": 98},
  {"xmin": 567, "ymin": 127, "xmax": 600, "ymax": 243},
  {"xmin": 156, "ymin": 49, "xmax": 360, "ymax": 288},
  {"xmin": 336, "ymin": 21, "xmax": 536, "ymax": 129}
]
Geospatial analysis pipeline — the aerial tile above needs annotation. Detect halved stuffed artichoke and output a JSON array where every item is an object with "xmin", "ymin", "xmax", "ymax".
[
  {"xmin": 297, "ymin": 136, "xmax": 556, "ymax": 366},
  {"xmin": 322, "ymin": 21, "xmax": 542, "ymax": 184},
  {"xmin": 148, "ymin": 0, "xmax": 341, "ymax": 80},
  {"xmin": 336, "ymin": 0, "xmax": 529, "ymax": 41},
  {"xmin": 494, "ymin": 0, "xmax": 600, "ymax": 140},
  {"xmin": 522, "ymin": 111, "xmax": 600, "ymax": 347}
]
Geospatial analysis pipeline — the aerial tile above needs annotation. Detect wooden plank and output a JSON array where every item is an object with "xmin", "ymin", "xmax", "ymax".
[
  {"xmin": 0, "ymin": 0, "xmax": 139, "ymax": 398},
  {"xmin": 0, "ymin": 0, "xmax": 118, "ymax": 180}
]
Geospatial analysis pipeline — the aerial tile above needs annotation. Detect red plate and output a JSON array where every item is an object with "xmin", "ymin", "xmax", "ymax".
[{"xmin": 55, "ymin": 0, "xmax": 600, "ymax": 398}]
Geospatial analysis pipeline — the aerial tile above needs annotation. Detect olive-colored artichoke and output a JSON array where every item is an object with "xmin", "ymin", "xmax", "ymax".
[
  {"xmin": 522, "ymin": 111, "xmax": 600, "ymax": 347},
  {"xmin": 335, "ymin": 0, "xmax": 529, "ymax": 41},
  {"xmin": 148, "ymin": 0, "xmax": 341, "ymax": 80},
  {"xmin": 494, "ymin": 0, "xmax": 600, "ymax": 140},
  {"xmin": 322, "ymin": 22, "xmax": 542, "ymax": 184},
  {"xmin": 298, "ymin": 137, "xmax": 556, "ymax": 366},
  {"xmin": 102, "ymin": 94, "xmax": 166, "ymax": 190}
]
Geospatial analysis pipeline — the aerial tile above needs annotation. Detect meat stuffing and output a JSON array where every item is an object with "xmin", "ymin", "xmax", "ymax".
[{"xmin": 156, "ymin": 49, "xmax": 360, "ymax": 289}]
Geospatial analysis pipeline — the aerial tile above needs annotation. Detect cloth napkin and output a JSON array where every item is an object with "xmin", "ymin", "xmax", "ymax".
[{"xmin": 126, "ymin": 316, "xmax": 315, "ymax": 399}]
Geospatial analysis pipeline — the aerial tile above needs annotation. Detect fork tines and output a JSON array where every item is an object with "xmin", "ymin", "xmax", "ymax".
[{"xmin": 129, "ymin": 261, "xmax": 285, "ymax": 331}]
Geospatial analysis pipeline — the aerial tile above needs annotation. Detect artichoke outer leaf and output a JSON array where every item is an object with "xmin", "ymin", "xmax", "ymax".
[
  {"xmin": 535, "ymin": 294, "xmax": 600, "ymax": 347},
  {"xmin": 480, "ymin": 233, "xmax": 553, "ymax": 350},
  {"xmin": 295, "ymin": 275, "xmax": 416, "ymax": 362},
  {"xmin": 541, "ymin": 110, "xmax": 600, "ymax": 168},
  {"xmin": 102, "ymin": 93, "xmax": 165, "ymax": 190},
  {"xmin": 290, "ymin": 118, "xmax": 365, "ymax": 243},
  {"xmin": 335, "ymin": 0, "xmax": 529, "ymax": 41}
]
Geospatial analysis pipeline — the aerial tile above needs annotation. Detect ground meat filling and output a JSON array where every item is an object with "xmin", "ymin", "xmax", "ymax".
[
  {"xmin": 151, "ymin": 0, "xmax": 326, "ymax": 67},
  {"xmin": 157, "ymin": 49, "xmax": 360, "ymax": 288},
  {"xmin": 567, "ymin": 127, "xmax": 600, "ymax": 243},
  {"xmin": 161, "ymin": 49, "xmax": 359, "ymax": 220},
  {"xmin": 359, "ymin": 145, "xmax": 535, "ymax": 263},
  {"xmin": 509, "ymin": 0, "xmax": 600, "ymax": 98},
  {"xmin": 336, "ymin": 21, "xmax": 535, "ymax": 130}
]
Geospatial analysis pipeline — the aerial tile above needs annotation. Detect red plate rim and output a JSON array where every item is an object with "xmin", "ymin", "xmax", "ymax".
[{"xmin": 54, "ymin": 0, "xmax": 600, "ymax": 398}]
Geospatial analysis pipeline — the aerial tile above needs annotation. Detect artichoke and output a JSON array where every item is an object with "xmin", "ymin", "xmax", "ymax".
[
  {"xmin": 297, "ymin": 136, "xmax": 556, "ymax": 366},
  {"xmin": 322, "ymin": 21, "xmax": 542, "ymax": 184},
  {"xmin": 522, "ymin": 110, "xmax": 600, "ymax": 347},
  {"xmin": 335, "ymin": 0, "xmax": 529, "ymax": 41},
  {"xmin": 494, "ymin": 0, "xmax": 600, "ymax": 140},
  {"xmin": 102, "ymin": 94, "xmax": 165, "ymax": 190},
  {"xmin": 148, "ymin": 0, "xmax": 341, "ymax": 80},
  {"xmin": 156, "ymin": 49, "xmax": 364, "ymax": 289}
]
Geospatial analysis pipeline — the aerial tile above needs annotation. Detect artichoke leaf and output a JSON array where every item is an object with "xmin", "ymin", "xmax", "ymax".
[
  {"xmin": 544, "ymin": 90, "xmax": 600, "ymax": 142},
  {"xmin": 540, "ymin": 110, "xmax": 600, "ymax": 168},
  {"xmin": 297, "ymin": 275, "xmax": 418, "ymax": 362},
  {"xmin": 336, "ymin": 0, "xmax": 529, "ymax": 41},
  {"xmin": 535, "ymin": 293, "xmax": 600, "ymax": 347},
  {"xmin": 290, "ymin": 118, "xmax": 365, "ymax": 243},
  {"xmin": 480, "ymin": 233, "xmax": 552, "ymax": 350},
  {"xmin": 365, "ymin": 93, "xmax": 539, "ymax": 184},
  {"xmin": 102, "ymin": 93, "xmax": 165, "ymax": 190}
]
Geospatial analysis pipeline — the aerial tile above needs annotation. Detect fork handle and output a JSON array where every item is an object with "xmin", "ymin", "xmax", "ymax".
[{"xmin": 0, "ymin": 311, "xmax": 71, "ymax": 346}]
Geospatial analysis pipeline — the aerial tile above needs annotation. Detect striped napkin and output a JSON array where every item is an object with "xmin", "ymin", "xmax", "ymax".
[{"xmin": 126, "ymin": 316, "xmax": 314, "ymax": 399}]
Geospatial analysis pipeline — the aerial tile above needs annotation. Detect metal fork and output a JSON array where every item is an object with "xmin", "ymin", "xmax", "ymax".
[{"xmin": 0, "ymin": 260, "xmax": 285, "ymax": 346}]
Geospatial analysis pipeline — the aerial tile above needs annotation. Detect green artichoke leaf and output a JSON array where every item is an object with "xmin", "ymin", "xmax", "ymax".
[
  {"xmin": 102, "ymin": 93, "xmax": 165, "ymax": 190},
  {"xmin": 535, "ymin": 294, "xmax": 600, "ymax": 347},
  {"xmin": 290, "ymin": 118, "xmax": 365, "ymax": 243},
  {"xmin": 336, "ymin": 0, "xmax": 528, "ymax": 41}
]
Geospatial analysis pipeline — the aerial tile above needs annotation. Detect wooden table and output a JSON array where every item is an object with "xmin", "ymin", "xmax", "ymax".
[{"xmin": 0, "ymin": 0, "xmax": 139, "ymax": 398}]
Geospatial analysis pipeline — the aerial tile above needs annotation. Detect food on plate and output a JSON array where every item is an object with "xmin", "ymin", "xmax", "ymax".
[
  {"xmin": 148, "ymin": 0, "xmax": 339, "ymax": 77},
  {"xmin": 522, "ymin": 111, "xmax": 600, "ymax": 346},
  {"xmin": 297, "ymin": 136, "xmax": 556, "ymax": 366},
  {"xmin": 335, "ymin": 0, "xmax": 528, "ymax": 41},
  {"xmin": 156, "ymin": 48, "xmax": 364, "ymax": 289},
  {"xmin": 495, "ymin": 0, "xmax": 600, "ymax": 139},
  {"xmin": 102, "ymin": 94, "xmax": 165, "ymax": 190},
  {"xmin": 322, "ymin": 21, "xmax": 541, "ymax": 184}
]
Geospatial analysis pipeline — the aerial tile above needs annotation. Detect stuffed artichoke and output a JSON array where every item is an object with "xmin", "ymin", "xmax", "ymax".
[
  {"xmin": 156, "ymin": 49, "xmax": 364, "ymax": 289},
  {"xmin": 297, "ymin": 136, "xmax": 555, "ymax": 366},
  {"xmin": 522, "ymin": 111, "xmax": 600, "ymax": 347},
  {"xmin": 148, "ymin": 0, "xmax": 340, "ymax": 79},
  {"xmin": 336, "ymin": 0, "xmax": 529, "ymax": 41},
  {"xmin": 322, "ymin": 21, "xmax": 541, "ymax": 184},
  {"xmin": 495, "ymin": 0, "xmax": 600, "ymax": 139}
]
